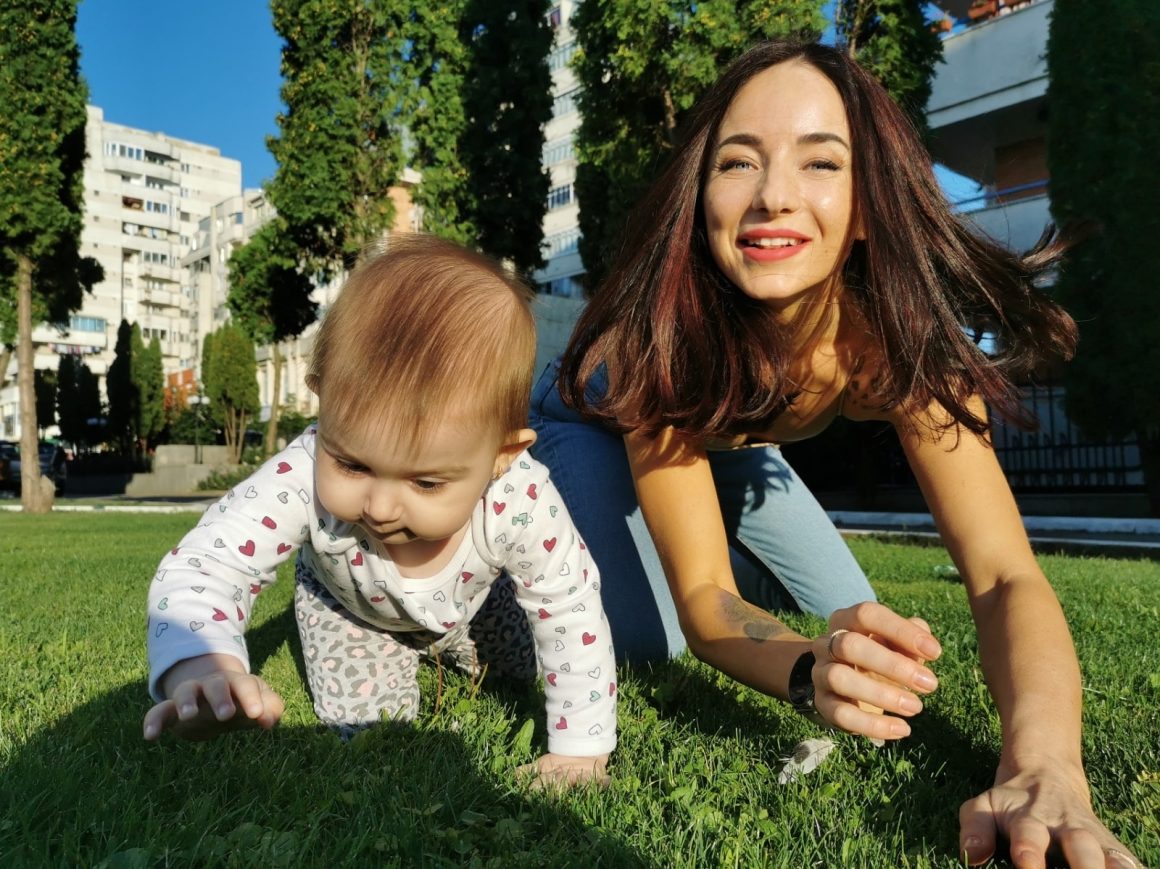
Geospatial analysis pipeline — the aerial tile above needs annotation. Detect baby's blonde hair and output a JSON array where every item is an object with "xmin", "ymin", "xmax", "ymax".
[{"xmin": 309, "ymin": 234, "xmax": 537, "ymax": 447}]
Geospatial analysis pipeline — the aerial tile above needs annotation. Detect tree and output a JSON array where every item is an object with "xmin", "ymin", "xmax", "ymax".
[
  {"xmin": 458, "ymin": 0, "xmax": 555, "ymax": 278},
  {"xmin": 56, "ymin": 354, "xmax": 102, "ymax": 449},
  {"xmin": 266, "ymin": 0, "xmax": 409, "ymax": 278},
  {"xmin": 571, "ymin": 1, "xmax": 826, "ymax": 289},
  {"xmin": 1047, "ymin": 0, "xmax": 1160, "ymax": 514},
  {"xmin": 35, "ymin": 369, "xmax": 57, "ymax": 434},
  {"xmin": 202, "ymin": 322, "xmax": 259, "ymax": 464},
  {"xmin": 833, "ymin": 0, "xmax": 943, "ymax": 136},
  {"xmin": 0, "ymin": 0, "xmax": 103, "ymax": 512},
  {"xmin": 105, "ymin": 320, "xmax": 137, "ymax": 456},
  {"xmin": 227, "ymin": 221, "xmax": 317, "ymax": 457},
  {"xmin": 135, "ymin": 334, "xmax": 165, "ymax": 452}
]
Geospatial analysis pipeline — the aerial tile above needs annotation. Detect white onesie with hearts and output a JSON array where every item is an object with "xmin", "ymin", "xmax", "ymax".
[{"xmin": 146, "ymin": 427, "xmax": 617, "ymax": 756}]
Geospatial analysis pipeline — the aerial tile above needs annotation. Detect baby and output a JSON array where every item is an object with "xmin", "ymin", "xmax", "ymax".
[{"xmin": 144, "ymin": 235, "xmax": 616, "ymax": 786}]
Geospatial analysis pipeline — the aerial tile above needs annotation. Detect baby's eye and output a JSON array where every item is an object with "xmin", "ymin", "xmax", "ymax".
[
  {"xmin": 333, "ymin": 456, "xmax": 367, "ymax": 475},
  {"xmin": 413, "ymin": 479, "xmax": 446, "ymax": 493}
]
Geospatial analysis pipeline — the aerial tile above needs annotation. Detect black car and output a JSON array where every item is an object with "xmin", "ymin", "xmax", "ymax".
[{"xmin": 0, "ymin": 441, "xmax": 68, "ymax": 495}]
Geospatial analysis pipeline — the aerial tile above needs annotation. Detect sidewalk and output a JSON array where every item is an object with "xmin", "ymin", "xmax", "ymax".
[{"xmin": 830, "ymin": 510, "xmax": 1160, "ymax": 558}]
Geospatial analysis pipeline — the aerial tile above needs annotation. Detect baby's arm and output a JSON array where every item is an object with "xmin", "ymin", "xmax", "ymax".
[
  {"xmin": 143, "ymin": 653, "xmax": 284, "ymax": 741},
  {"xmin": 145, "ymin": 437, "xmax": 313, "ymax": 740},
  {"xmin": 500, "ymin": 463, "xmax": 617, "ymax": 787}
]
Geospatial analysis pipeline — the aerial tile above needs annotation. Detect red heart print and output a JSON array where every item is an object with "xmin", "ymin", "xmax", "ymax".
[
  {"xmin": 370, "ymin": 595, "xmax": 386, "ymax": 603},
  {"xmin": 250, "ymin": 583, "xmax": 261, "ymax": 595},
  {"xmin": 277, "ymin": 543, "xmax": 292, "ymax": 555},
  {"xmin": 579, "ymin": 541, "xmax": 586, "ymax": 550},
  {"xmin": 547, "ymin": 673, "xmax": 557, "ymax": 686},
  {"xmin": 583, "ymin": 569, "xmax": 588, "ymax": 582},
  {"xmin": 276, "ymin": 462, "xmax": 291, "ymax": 474},
  {"xmin": 237, "ymin": 606, "xmax": 245, "ymax": 621},
  {"xmin": 543, "ymin": 537, "xmax": 557, "ymax": 552},
  {"xmin": 461, "ymin": 572, "xmax": 474, "ymax": 583},
  {"xmin": 527, "ymin": 483, "xmax": 538, "ymax": 499},
  {"xmin": 262, "ymin": 516, "xmax": 277, "ymax": 529},
  {"xmin": 492, "ymin": 501, "xmax": 506, "ymax": 515},
  {"xmin": 170, "ymin": 547, "xmax": 179, "ymax": 555},
  {"xmin": 238, "ymin": 540, "xmax": 256, "ymax": 557},
  {"xmin": 555, "ymin": 716, "xmax": 568, "ymax": 730},
  {"xmin": 537, "ymin": 607, "xmax": 550, "ymax": 619},
  {"xmin": 212, "ymin": 607, "xmax": 228, "ymax": 622},
  {"xmin": 582, "ymin": 632, "xmax": 596, "ymax": 645},
  {"xmin": 609, "ymin": 682, "xmax": 617, "ymax": 696},
  {"xmin": 352, "ymin": 551, "xmax": 363, "ymax": 566},
  {"xmin": 441, "ymin": 621, "xmax": 456, "ymax": 629}
]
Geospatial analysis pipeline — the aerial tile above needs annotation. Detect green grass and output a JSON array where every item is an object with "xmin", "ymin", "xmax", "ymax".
[{"xmin": 1, "ymin": 514, "xmax": 1157, "ymax": 868}]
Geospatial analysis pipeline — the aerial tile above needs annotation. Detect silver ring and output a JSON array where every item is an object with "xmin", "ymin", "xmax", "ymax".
[{"xmin": 827, "ymin": 629, "xmax": 849, "ymax": 661}]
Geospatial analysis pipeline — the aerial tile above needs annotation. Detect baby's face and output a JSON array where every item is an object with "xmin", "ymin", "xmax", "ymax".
[{"xmin": 314, "ymin": 413, "xmax": 506, "ymax": 554}]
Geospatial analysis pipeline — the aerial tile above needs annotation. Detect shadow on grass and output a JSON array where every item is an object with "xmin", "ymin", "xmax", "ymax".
[
  {"xmin": 0, "ymin": 600, "xmax": 647, "ymax": 868},
  {"xmin": 638, "ymin": 660, "xmax": 1008, "ymax": 864}
]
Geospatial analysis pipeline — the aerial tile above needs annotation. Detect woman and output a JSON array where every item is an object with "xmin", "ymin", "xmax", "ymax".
[{"xmin": 530, "ymin": 41, "xmax": 1139, "ymax": 869}]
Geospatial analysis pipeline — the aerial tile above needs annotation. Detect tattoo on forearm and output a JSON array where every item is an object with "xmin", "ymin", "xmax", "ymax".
[{"xmin": 721, "ymin": 595, "xmax": 790, "ymax": 644}]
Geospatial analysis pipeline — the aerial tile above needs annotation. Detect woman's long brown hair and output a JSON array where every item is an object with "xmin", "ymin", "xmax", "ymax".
[{"xmin": 559, "ymin": 41, "xmax": 1076, "ymax": 439}]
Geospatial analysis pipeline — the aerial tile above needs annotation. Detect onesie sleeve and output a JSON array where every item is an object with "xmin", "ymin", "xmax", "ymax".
[
  {"xmin": 145, "ymin": 433, "xmax": 314, "ymax": 700},
  {"xmin": 493, "ymin": 458, "xmax": 617, "ymax": 756}
]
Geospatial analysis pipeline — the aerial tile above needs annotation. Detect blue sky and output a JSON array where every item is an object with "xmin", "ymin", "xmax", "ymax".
[
  {"xmin": 77, "ymin": 0, "xmax": 978, "ymax": 200},
  {"xmin": 77, "ymin": 0, "xmax": 282, "ymax": 189}
]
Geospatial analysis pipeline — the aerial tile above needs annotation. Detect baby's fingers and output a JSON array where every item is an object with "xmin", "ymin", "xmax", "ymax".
[{"xmin": 142, "ymin": 699, "xmax": 179, "ymax": 740}]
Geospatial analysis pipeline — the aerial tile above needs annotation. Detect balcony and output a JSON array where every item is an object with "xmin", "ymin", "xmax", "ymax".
[
  {"xmin": 958, "ymin": 184, "xmax": 1052, "ymax": 253},
  {"xmin": 927, "ymin": 0, "xmax": 1052, "ymax": 182},
  {"xmin": 140, "ymin": 286, "xmax": 185, "ymax": 310}
]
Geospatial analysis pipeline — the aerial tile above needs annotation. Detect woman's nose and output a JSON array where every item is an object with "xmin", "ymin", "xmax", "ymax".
[{"xmin": 751, "ymin": 164, "xmax": 800, "ymax": 214}]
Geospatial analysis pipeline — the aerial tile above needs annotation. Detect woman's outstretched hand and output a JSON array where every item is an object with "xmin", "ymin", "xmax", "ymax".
[
  {"xmin": 960, "ymin": 763, "xmax": 1142, "ymax": 869},
  {"xmin": 810, "ymin": 602, "xmax": 942, "ymax": 742}
]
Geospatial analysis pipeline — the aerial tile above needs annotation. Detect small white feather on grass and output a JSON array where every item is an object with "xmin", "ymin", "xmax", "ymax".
[{"xmin": 776, "ymin": 737, "xmax": 837, "ymax": 784}]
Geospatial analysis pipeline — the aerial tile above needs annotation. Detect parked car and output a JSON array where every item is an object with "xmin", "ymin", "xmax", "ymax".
[{"xmin": 0, "ymin": 441, "xmax": 67, "ymax": 495}]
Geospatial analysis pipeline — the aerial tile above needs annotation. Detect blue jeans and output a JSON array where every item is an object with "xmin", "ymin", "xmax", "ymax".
[{"xmin": 529, "ymin": 358, "xmax": 875, "ymax": 663}]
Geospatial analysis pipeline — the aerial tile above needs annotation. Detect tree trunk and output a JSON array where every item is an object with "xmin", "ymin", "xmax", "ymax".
[
  {"xmin": 264, "ymin": 343, "xmax": 282, "ymax": 458},
  {"xmin": 16, "ymin": 254, "xmax": 48, "ymax": 513}
]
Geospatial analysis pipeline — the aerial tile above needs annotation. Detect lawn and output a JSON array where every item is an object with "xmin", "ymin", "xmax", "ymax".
[{"xmin": 1, "ymin": 512, "xmax": 1157, "ymax": 867}]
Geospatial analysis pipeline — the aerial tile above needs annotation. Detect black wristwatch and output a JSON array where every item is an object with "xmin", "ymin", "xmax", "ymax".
[{"xmin": 787, "ymin": 650, "xmax": 824, "ymax": 723}]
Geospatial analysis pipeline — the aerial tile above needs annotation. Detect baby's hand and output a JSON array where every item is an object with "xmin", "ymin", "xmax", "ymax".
[
  {"xmin": 517, "ymin": 753, "xmax": 611, "ymax": 791},
  {"xmin": 143, "ymin": 655, "xmax": 284, "ymax": 742}
]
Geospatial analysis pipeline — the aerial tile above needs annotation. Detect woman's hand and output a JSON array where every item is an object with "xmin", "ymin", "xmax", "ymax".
[
  {"xmin": 143, "ymin": 654, "xmax": 284, "ymax": 741},
  {"xmin": 811, "ymin": 602, "xmax": 942, "ymax": 741},
  {"xmin": 517, "ymin": 753, "xmax": 611, "ymax": 791},
  {"xmin": 960, "ymin": 762, "xmax": 1142, "ymax": 869}
]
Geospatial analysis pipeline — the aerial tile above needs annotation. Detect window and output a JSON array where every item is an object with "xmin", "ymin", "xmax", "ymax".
[
  {"xmin": 69, "ymin": 315, "xmax": 107, "ymax": 333},
  {"xmin": 548, "ymin": 41, "xmax": 576, "ymax": 71},
  {"xmin": 543, "ymin": 137, "xmax": 574, "ymax": 165},
  {"xmin": 552, "ymin": 89, "xmax": 579, "ymax": 118},
  {"xmin": 542, "ymin": 228, "xmax": 581, "ymax": 258},
  {"xmin": 547, "ymin": 184, "xmax": 573, "ymax": 210}
]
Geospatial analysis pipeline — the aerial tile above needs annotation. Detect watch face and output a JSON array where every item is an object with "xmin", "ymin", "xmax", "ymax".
[{"xmin": 788, "ymin": 650, "xmax": 817, "ymax": 712}]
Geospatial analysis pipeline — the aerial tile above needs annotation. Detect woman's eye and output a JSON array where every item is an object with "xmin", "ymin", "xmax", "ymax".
[
  {"xmin": 718, "ymin": 157, "xmax": 756, "ymax": 173},
  {"xmin": 806, "ymin": 158, "xmax": 841, "ymax": 172}
]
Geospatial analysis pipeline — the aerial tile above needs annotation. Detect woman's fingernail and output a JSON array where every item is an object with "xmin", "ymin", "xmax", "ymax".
[
  {"xmin": 914, "ymin": 671, "xmax": 937, "ymax": 691},
  {"xmin": 889, "ymin": 720, "xmax": 910, "ymax": 738},
  {"xmin": 899, "ymin": 695, "xmax": 922, "ymax": 714},
  {"xmin": 918, "ymin": 636, "xmax": 941, "ymax": 658}
]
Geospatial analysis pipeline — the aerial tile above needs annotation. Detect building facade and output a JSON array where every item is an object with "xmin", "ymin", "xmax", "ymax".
[{"xmin": 1, "ymin": 106, "xmax": 242, "ymax": 438}]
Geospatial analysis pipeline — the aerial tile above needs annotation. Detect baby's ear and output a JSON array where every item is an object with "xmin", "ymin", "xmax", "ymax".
[{"xmin": 493, "ymin": 428, "xmax": 538, "ymax": 477}]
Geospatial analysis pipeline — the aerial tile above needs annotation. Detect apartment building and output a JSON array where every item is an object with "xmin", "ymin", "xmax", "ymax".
[
  {"xmin": 0, "ymin": 106, "xmax": 242, "ymax": 438},
  {"xmin": 534, "ymin": 1, "xmax": 584, "ymax": 299},
  {"xmin": 928, "ymin": 0, "xmax": 1142, "ymax": 493}
]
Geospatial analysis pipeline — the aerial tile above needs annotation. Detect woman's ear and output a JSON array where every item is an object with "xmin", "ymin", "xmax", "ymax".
[{"xmin": 492, "ymin": 428, "xmax": 538, "ymax": 478}]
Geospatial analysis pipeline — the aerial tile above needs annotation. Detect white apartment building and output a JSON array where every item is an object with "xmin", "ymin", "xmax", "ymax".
[
  {"xmin": 534, "ymin": 1, "xmax": 585, "ymax": 298},
  {"xmin": 0, "ymin": 106, "xmax": 242, "ymax": 438}
]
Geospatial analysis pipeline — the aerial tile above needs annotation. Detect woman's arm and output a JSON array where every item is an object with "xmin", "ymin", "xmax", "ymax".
[
  {"xmin": 897, "ymin": 396, "xmax": 1138, "ymax": 868},
  {"xmin": 625, "ymin": 427, "xmax": 940, "ymax": 741}
]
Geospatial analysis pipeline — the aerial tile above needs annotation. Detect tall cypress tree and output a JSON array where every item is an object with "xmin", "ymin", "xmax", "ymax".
[
  {"xmin": 105, "ymin": 321, "xmax": 137, "ymax": 457},
  {"xmin": 459, "ymin": 0, "xmax": 555, "ymax": 279},
  {"xmin": 0, "ymin": 0, "xmax": 102, "ymax": 511},
  {"xmin": 571, "ymin": 0, "xmax": 826, "ymax": 289},
  {"xmin": 266, "ymin": 0, "xmax": 409, "ymax": 277},
  {"xmin": 1047, "ymin": 0, "xmax": 1160, "ymax": 514}
]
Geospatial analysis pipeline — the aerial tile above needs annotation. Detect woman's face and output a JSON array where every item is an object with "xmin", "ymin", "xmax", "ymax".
[{"xmin": 702, "ymin": 60, "xmax": 857, "ymax": 315}]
